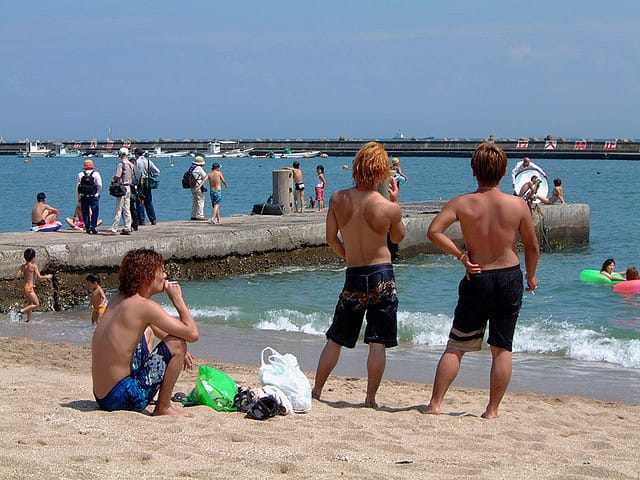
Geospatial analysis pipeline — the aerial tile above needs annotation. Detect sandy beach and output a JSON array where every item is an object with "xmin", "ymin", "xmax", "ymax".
[{"xmin": 0, "ymin": 337, "xmax": 638, "ymax": 480}]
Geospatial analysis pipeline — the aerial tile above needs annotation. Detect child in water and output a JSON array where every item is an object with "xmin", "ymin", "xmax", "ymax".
[{"xmin": 11, "ymin": 248, "xmax": 53, "ymax": 321}]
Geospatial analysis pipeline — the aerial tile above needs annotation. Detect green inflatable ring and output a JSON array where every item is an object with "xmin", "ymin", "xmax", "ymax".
[{"xmin": 579, "ymin": 269, "xmax": 623, "ymax": 285}]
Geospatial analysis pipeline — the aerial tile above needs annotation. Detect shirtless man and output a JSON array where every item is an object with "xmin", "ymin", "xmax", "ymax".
[
  {"xmin": 284, "ymin": 161, "xmax": 305, "ymax": 213},
  {"xmin": 312, "ymin": 142, "xmax": 406, "ymax": 407},
  {"xmin": 421, "ymin": 142, "xmax": 539, "ymax": 419},
  {"xmin": 198, "ymin": 162, "xmax": 229, "ymax": 224},
  {"xmin": 537, "ymin": 177, "xmax": 566, "ymax": 204},
  {"xmin": 31, "ymin": 192, "xmax": 59, "ymax": 226},
  {"xmin": 86, "ymin": 273, "xmax": 107, "ymax": 324},
  {"xmin": 518, "ymin": 175, "xmax": 542, "ymax": 211},
  {"xmin": 12, "ymin": 248, "xmax": 52, "ymax": 322},
  {"xmin": 92, "ymin": 248, "xmax": 199, "ymax": 417}
]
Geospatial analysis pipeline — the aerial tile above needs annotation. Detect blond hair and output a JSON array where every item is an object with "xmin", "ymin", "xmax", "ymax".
[{"xmin": 352, "ymin": 142, "xmax": 389, "ymax": 190}]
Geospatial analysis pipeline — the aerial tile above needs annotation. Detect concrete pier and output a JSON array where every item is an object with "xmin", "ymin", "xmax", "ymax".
[{"xmin": 0, "ymin": 202, "xmax": 589, "ymax": 311}]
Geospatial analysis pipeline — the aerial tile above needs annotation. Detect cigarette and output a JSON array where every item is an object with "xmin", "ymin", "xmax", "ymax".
[{"xmin": 167, "ymin": 281, "xmax": 179, "ymax": 285}]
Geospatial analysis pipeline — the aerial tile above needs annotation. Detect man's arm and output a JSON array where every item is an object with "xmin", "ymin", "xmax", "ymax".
[
  {"xmin": 221, "ymin": 173, "xmax": 228, "ymax": 188},
  {"xmin": 427, "ymin": 199, "xmax": 481, "ymax": 273},
  {"xmin": 387, "ymin": 178, "xmax": 406, "ymax": 244},
  {"xmin": 518, "ymin": 206, "xmax": 540, "ymax": 291},
  {"xmin": 326, "ymin": 193, "xmax": 345, "ymax": 259},
  {"xmin": 147, "ymin": 282, "xmax": 199, "ymax": 342}
]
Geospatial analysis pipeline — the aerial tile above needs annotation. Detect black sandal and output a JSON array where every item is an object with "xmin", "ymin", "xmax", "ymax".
[
  {"xmin": 233, "ymin": 388, "xmax": 256, "ymax": 412},
  {"xmin": 247, "ymin": 396, "xmax": 279, "ymax": 420}
]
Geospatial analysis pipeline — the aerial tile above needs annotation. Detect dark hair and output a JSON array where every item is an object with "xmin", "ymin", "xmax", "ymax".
[
  {"xmin": 316, "ymin": 165, "xmax": 324, "ymax": 172},
  {"xmin": 212, "ymin": 162, "xmax": 220, "ymax": 169},
  {"xmin": 36, "ymin": 192, "xmax": 46, "ymax": 202},
  {"xmin": 119, "ymin": 248, "xmax": 164, "ymax": 297},
  {"xmin": 292, "ymin": 161, "xmax": 300, "ymax": 168},
  {"xmin": 86, "ymin": 273, "xmax": 100, "ymax": 284},
  {"xmin": 553, "ymin": 178, "xmax": 562, "ymax": 186},
  {"xmin": 24, "ymin": 248, "xmax": 36, "ymax": 262},
  {"xmin": 601, "ymin": 258, "xmax": 615, "ymax": 271},
  {"xmin": 134, "ymin": 148, "xmax": 143, "ymax": 155},
  {"xmin": 471, "ymin": 142, "xmax": 507, "ymax": 184}
]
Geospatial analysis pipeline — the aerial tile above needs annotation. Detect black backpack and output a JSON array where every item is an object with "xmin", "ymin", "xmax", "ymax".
[
  {"xmin": 182, "ymin": 165, "xmax": 197, "ymax": 189},
  {"xmin": 78, "ymin": 170, "xmax": 98, "ymax": 196}
]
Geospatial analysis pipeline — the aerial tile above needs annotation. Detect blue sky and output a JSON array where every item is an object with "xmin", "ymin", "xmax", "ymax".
[{"xmin": 1, "ymin": 1, "xmax": 638, "ymax": 141}]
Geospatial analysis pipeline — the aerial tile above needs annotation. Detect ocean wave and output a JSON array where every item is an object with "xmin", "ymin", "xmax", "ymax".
[
  {"xmin": 515, "ymin": 318, "xmax": 640, "ymax": 368},
  {"xmin": 255, "ymin": 309, "xmax": 326, "ymax": 336}
]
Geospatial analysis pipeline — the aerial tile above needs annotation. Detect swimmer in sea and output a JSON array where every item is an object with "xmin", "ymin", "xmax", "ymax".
[{"xmin": 600, "ymin": 258, "xmax": 625, "ymax": 282}]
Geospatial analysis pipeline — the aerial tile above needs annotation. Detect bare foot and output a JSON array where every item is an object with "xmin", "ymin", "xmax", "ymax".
[
  {"xmin": 152, "ymin": 405, "xmax": 194, "ymax": 418},
  {"xmin": 417, "ymin": 403, "xmax": 440, "ymax": 415},
  {"xmin": 481, "ymin": 409, "xmax": 498, "ymax": 419}
]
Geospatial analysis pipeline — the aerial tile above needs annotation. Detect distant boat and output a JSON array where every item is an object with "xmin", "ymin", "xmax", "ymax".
[
  {"xmin": 45, "ymin": 143, "xmax": 82, "ymax": 158},
  {"xmin": 393, "ymin": 132, "xmax": 405, "ymax": 140},
  {"xmin": 204, "ymin": 141, "xmax": 253, "ymax": 158},
  {"xmin": 148, "ymin": 146, "xmax": 190, "ymax": 158},
  {"xmin": 18, "ymin": 141, "xmax": 51, "ymax": 157},
  {"xmin": 269, "ymin": 148, "xmax": 321, "ymax": 159}
]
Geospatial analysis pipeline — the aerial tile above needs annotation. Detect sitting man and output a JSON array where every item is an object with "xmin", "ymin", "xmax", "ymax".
[
  {"xmin": 536, "ymin": 177, "xmax": 566, "ymax": 204},
  {"xmin": 518, "ymin": 175, "xmax": 542, "ymax": 210},
  {"xmin": 92, "ymin": 248, "xmax": 199, "ymax": 417},
  {"xmin": 31, "ymin": 192, "xmax": 59, "ymax": 226}
]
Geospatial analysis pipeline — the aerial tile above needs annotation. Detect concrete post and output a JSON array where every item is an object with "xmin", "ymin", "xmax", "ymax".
[{"xmin": 273, "ymin": 169, "xmax": 294, "ymax": 213}]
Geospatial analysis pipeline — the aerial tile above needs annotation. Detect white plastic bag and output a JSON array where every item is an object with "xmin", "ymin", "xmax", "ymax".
[{"xmin": 258, "ymin": 347, "xmax": 312, "ymax": 413}]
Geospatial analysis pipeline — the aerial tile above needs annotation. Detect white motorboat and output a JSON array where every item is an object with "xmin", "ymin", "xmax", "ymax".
[
  {"xmin": 148, "ymin": 146, "xmax": 190, "ymax": 158},
  {"xmin": 269, "ymin": 148, "xmax": 321, "ymax": 159},
  {"xmin": 205, "ymin": 141, "xmax": 253, "ymax": 158},
  {"xmin": 18, "ymin": 141, "xmax": 51, "ymax": 157}
]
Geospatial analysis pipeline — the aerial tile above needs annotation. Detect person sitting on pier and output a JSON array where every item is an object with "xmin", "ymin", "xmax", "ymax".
[
  {"xmin": 518, "ymin": 175, "xmax": 542, "ymax": 211},
  {"xmin": 31, "ymin": 192, "xmax": 59, "ymax": 226},
  {"xmin": 536, "ymin": 178, "xmax": 566, "ymax": 205},
  {"xmin": 511, "ymin": 157, "xmax": 547, "ymax": 193}
]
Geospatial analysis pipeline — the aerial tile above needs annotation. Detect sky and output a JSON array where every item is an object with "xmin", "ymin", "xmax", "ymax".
[{"xmin": 1, "ymin": 1, "xmax": 639, "ymax": 142}]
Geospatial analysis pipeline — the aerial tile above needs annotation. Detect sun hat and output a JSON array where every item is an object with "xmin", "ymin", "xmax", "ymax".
[
  {"xmin": 392, "ymin": 157, "xmax": 400, "ymax": 165},
  {"xmin": 193, "ymin": 155, "xmax": 205, "ymax": 166},
  {"xmin": 133, "ymin": 147, "xmax": 144, "ymax": 155},
  {"xmin": 83, "ymin": 159, "xmax": 95, "ymax": 170},
  {"xmin": 118, "ymin": 147, "xmax": 129, "ymax": 156}
]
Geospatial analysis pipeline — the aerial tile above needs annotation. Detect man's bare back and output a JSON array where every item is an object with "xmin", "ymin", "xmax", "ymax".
[
  {"xmin": 205, "ymin": 169, "xmax": 227, "ymax": 191},
  {"xmin": 327, "ymin": 186, "xmax": 405, "ymax": 267},
  {"xmin": 32, "ymin": 202, "xmax": 59, "ymax": 224},
  {"xmin": 434, "ymin": 189, "xmax": 533, "ymax": 271}
]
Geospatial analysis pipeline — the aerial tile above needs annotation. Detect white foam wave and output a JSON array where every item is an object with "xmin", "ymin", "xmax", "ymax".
[
  {"xmin": 515, "ymin": 319, "xmax": 640, "ymax": 368},
  {"xmin": 255, "ymin": 309, "xmax": 327, "ymax": 336},
  {"xmin": 398, "ymin": 311, "xmax": 452, "ymax": 346},
  {"xmin": 161, "ymin": 305, "xmax": 242, "ymax": 322}
]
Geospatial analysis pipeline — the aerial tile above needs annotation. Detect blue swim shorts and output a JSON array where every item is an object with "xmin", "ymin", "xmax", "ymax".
[
  {"xmin": 95, "ymin": 336, "xmax": 172, "ymax": 412},
  {"xmin": 210, "ymin": 189, "xmax": 222, "ymax": 206}
]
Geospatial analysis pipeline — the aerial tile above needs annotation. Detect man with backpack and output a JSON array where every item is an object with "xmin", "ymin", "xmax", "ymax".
[
  {"xmin": 77, "ymin": 158, "xmax": 102, "ymax": 235},
  {"xmin": 184, "ymin": 155, "xmax": 207, "ymax": 220},
  {"xmin": 133, "ymin": 148, "xmax": 160, "ymax": 226}
]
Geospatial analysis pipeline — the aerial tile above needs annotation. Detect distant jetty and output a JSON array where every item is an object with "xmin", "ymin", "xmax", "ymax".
[{"xmin": 1, "ymin": 138, "xmax": 639, "ymax": 159}]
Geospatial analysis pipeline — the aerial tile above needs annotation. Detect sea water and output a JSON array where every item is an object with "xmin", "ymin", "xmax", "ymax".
[{"xmin": 1, "ymin": 154, "xmax": 639, "ymax": 402}]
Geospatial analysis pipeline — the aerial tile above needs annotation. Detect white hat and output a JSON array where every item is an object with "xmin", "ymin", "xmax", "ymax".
[
  {"xmin": 193, "ymin": 155, "xmax": 205, "ymax": 166},
  {"xmin": 118, "ymin": 147, "xmax": 130, "ymax": 156}
]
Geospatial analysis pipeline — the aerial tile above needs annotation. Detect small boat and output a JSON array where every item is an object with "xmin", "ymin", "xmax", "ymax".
[
  {"xmin": 269, "ymin": 148, "xmax": 321, "ymax": 159},
  {"xmin": 148, "ymin": 146, "xmax": 190, "ymax": 158},
  {"xmin": 45, "ymin": 143, "xmax": 82, "ymax": 158},
  {"xmin": 205, "ymin": 141, "xmax": 253, "ymax": 158},
  {"xmin": 18, "ymin": 141, "xmax": 51, "ymax": 157}
]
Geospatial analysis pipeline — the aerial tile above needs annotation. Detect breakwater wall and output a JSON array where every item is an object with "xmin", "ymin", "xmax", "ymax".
[
  {"xmin": 0, "ymin": 202, "xmax": 588, "ymax": 312},
  {"xmin": 2, "ymin": 139, "xmax": 639, "ymax": 159}
]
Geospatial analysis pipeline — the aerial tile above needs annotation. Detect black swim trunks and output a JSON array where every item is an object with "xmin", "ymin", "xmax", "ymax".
[
  {"xmin": 448, "ymin": 265, "xmax": 523, "ymax": 352},
  {"xmin": 326, "ymin": 263, "xmax": 398, "ymax": 348},
  {"xmin": 32, "ymin": 220, "xmax": 46, "ymax": 226},
  {"xmin": 295, "ymin": 182, "xmax": 305, "ymax": 191}
]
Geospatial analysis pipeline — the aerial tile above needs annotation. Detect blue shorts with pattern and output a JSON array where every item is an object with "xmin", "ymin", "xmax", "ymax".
[
  {"xmin": 210, "ymin": 189, "xmax": 222, "ymax": 206},
  {"xmin": 95, "ymin": 337, "xmax": 172, "ymax": 412}
]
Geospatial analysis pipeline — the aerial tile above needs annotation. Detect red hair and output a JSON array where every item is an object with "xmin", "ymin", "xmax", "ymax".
[
  {"xmin": 471, "ymin": 142, "xmax": 507, "ymax": 184},
  {"xmin": 119, "ymin": 248, "xmax": 164, "ymax": 297},
  {"xmin": 352, "ymin": 142, "xmax": 390, "ymax": 190}
]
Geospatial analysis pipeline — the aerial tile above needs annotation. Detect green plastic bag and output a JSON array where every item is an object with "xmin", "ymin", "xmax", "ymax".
[{"xmin": 186, "ymin": 365, "xmax": 238, "ymax": 411}]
